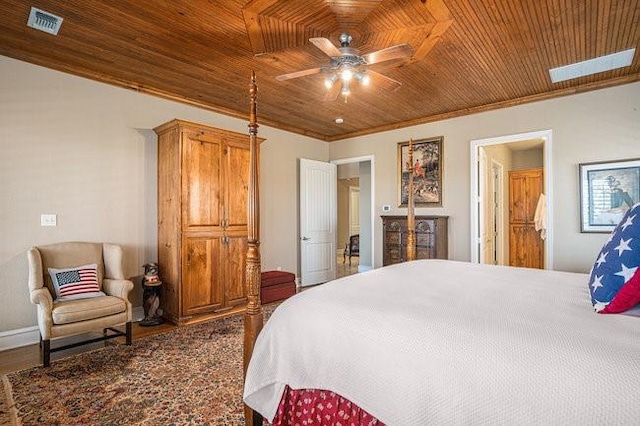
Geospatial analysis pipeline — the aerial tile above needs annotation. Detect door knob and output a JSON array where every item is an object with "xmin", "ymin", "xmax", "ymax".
[{"xmin": 301, "ymin": 236, "xmax": 310, "ymax": 241}]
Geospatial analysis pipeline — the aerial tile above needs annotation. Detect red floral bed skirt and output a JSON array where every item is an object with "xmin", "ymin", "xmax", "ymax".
[{"xmin": 270, "ymin": 386, "xmax": 385, "ymax": 426}]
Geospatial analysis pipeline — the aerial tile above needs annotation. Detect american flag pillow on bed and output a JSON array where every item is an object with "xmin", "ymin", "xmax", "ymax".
[
  {"xmin": 48, "ymin": 263, "xmax": 105, "ymax": 300},
  {"xmin": 588, "ymin": 202, "xmax": 640, "ymax": 313}
]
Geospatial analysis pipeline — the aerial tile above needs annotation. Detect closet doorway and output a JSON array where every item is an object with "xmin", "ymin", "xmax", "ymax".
[{"xmin": 470, "ymin": 130, "xmax": 553, "ymax": 269}]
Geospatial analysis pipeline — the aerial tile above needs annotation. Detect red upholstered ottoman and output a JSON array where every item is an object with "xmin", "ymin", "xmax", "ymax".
[{"xmin": 261, "ymin": 271, "xmax": 296, "ymax": 304}]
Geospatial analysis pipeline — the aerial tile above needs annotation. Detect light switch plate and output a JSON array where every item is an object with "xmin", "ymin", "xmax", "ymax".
[
  {"xmin": 382, "ymin": 205, "xmax": 391, "ymax": 212},
  {"xmin": 41, "ymin": 214, "xmax": 57, "ymax": 227}
]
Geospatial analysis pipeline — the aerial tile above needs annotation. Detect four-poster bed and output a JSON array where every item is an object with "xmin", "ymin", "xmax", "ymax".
[{"xmin": 241, "ymin": 76, "xmax": 640, "ymax": 425}]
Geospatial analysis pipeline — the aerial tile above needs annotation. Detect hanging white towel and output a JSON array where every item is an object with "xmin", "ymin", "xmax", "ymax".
[{"xmin": 534, "ymin": 193, "xmax": 547, "ymax": 240}]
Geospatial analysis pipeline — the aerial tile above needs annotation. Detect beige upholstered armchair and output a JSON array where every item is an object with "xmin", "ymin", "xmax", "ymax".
[{"xmin": 28, "ymin": 242, "xmax": 133, "ymax": 366}]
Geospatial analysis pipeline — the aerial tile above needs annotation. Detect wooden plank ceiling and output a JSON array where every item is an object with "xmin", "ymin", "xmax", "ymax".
[{"xmin": 1, "ymin": 0, "xmax": 638, "ymax": 141}]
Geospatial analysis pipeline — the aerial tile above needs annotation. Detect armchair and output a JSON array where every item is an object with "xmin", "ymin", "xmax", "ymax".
[
  {"xmin": 28, "ymin": 242, "xmax": 133, "ymax": 366},
  {"xmin": 343, "ymin": 234, "xmax": 360, "ymax": 265}
]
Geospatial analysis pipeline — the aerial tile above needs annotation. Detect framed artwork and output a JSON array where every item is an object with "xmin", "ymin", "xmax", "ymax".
[
  {"xmin": 579, "ymin": 158, "xmax": 640, "ymax": 233},
  {"xmin": 397, "ymin": 136, "xmax": 443, "ymax": 207}
]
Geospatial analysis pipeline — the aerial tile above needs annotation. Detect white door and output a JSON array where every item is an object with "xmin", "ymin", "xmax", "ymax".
[
  {"xmin": 477, "ymin": 147, "xmax": 489, "ymax": 263},
  {"xmin": 300, "ymin": 159, "xmax": 337, "ymax": 286}
]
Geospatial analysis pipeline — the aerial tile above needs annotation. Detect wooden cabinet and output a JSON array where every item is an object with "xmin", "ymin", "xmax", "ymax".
[
  {"xmin": 382, "ymin": 216, "xmax": 448, "ymax": 266},
  {"xmin": 508, "ymin": 168, "xmax": 544, "ymax": 269},
  {"xmin": 155, "ymin": 119, "xmax": 256, "ymax": 325}
]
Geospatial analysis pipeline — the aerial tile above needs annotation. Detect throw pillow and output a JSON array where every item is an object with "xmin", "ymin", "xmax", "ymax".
[
  {"xmin": 48, "ymin": 263, "xmax": 104, "ymax": 300},
  {"xmin": 588, "ymin": 202, "xmax": 640, "ymax": 313}
]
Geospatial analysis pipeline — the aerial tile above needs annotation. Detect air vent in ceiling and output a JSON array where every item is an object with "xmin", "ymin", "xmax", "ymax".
[{"xmin": 27, "ymin": 7, "xmax": 63, "ymax": 35}]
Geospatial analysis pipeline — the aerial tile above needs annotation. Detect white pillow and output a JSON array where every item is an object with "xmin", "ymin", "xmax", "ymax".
[{"xmin": 48, "ymin": 263, "xmax": 105, "ymax": 300}]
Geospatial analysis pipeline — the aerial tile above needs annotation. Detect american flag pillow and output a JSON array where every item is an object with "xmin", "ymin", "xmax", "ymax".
[
  {"xmin": 588, "ymin": 202, "xmax": 640, "ymax": 313},
  {"xmin": 48, "ymin": 263, "xmax": 104, "ymax": 300}
]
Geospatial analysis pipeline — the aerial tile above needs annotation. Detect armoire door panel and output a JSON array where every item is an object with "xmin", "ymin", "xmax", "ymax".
[
  {"xmin": 182, "ymin": 134, "xmax": 222, "ymax": 228},
  {"xmin": 225, "ymin": 236, "xmax": 248, "ymax": 306},
  {"xmin": 182, "ymin": 237, "xmax": 223, "ymax": 315},
  {"xmin": 225, "ymin": 144, "xmax": 250, "ymax": 228}
]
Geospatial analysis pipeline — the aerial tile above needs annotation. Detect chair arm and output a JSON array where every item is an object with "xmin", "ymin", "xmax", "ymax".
[
  {"xmin": 102, "ymin": 278, "xmax": 134, "ymax": 299},
  {"xmin": 27, "ymin": 247, "xmax": 45, "ymax": 292},
  {"xmin": 30, "ymin": 287, "xmax": 53, "ymax": 311}
]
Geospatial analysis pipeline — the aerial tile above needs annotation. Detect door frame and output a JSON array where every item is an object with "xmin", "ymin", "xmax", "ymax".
[
  {"xmin": 490, "ymin": 158, "xmax": 505, "ymax": 265},
  {"xmin": 332, "ymin": 155, "xmax": 375, "ymax": 272},
  {"xmin": 470, "ymin": 130, "xmax": 553, "ymax": 269}
]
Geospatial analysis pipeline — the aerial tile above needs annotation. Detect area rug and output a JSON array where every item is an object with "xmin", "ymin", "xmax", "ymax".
[{"xmin": 1, "ymin": 307, "xmax": 276, "ymax": 425}]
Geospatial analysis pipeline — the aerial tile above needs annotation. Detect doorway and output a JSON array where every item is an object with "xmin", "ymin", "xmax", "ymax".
[
  {"xmin": 333, "ymin": 155, "xmax": 375, "ymax": 276},
  {"xmin": 470, "ymin": 130, "xmax": 553, "ymax": 269}
]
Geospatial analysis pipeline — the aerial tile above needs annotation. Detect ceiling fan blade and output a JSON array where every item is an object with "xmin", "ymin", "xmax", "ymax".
[
  {"xmin": 368, "ymin": 71, "xmax": 403, "ymax": 92},
  {"xmin": 309, "ymin": 37, "xmax": 342, "ymax": 57},
  {"xmin": 364, "ymin": 43, "xmax": 413, "ymax": 65},
  {"xmin": 276, "ymin": 67, "xmax": 323, "ymax": 81},
  {"xmin": 323, "ymin": 81, "xmax": 341, "ymax": 101}
]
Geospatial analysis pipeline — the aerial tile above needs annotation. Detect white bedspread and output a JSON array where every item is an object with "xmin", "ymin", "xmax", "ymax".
[{"xmin": 243, "ymin": 260, "xmax": 640, "ymax": 425}]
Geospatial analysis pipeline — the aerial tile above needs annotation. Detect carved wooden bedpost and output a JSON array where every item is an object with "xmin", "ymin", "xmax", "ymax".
[
  {"xmin": 407, "ymin": 138, "xmax": 417, "ymax": 261},
  {"xmin": 244, "ymin": 71, "xmax": 264, "ymax": 426}
]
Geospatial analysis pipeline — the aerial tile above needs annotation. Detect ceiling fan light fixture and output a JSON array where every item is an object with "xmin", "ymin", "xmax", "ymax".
[
  {"xmin": 341, "ymin": 68, "xmax": 353, "ymax": 81},
  {"xmin": 341, "ymin": 80, "xmax": 351, "ymax": 95},
  {"xmin": 325, "ymin": 74, "xmax": 338, "ymax": 89},
  {"xmin": 355, "ymin": 72, "xmax": 370, "ymax": 86}
]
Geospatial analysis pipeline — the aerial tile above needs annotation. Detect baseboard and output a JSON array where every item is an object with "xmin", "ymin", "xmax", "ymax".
[
  {"xmin": 0, "ymin": 306, "xmax": 145, "ymax": 352},
  {"xmin": 0, "ymin": 325, "xmax": 39, "ymax": 351}
]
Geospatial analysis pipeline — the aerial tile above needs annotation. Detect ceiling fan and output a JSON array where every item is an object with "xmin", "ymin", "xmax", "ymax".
[{"xmin": 276, "ymin": 33, "xmax": 414, "ymax": 101}]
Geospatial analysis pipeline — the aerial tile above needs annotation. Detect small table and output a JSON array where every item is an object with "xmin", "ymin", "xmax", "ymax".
[{"xmin": 140, "ymin": 280, "xmax": 164, "ymax": 326}]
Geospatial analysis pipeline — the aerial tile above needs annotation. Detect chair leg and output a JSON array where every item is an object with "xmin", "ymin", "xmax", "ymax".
[
  {"xmin": 125, "ymin": 321, "xmax": 132, "ymax": 345},
  {"xmin": 349, "ymin": 254, "xmax": 352, "ymax": 265},
  {"xmin": 42, "ymin": 339, "xmax": 51, "ymax": 367}
]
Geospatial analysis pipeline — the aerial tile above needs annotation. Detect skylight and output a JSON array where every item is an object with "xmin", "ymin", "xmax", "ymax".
[{"xmin": 549, "ymin": 48, "xmax": 635, "ymax": 83}]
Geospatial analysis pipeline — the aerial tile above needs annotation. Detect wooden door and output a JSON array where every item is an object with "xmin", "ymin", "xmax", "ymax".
[
  {"xmin": 181, "ymin": 236, "xmax": 223, "ymax": 315},
  {"xmin": 508, "ymin": 168, "xmax": 543, "ymax": 268},
  {"xmin": 182, "ymin": 132, "xmax": 223, "ymax": 229}
]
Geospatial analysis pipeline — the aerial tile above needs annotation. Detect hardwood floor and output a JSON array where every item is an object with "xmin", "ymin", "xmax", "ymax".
[
  {"xmin": 336, "ymin": 254, "xmax": 359, "ymax": 279},
  {"xmin": 0, "ymin": 321, "xmax": 177, "ymax": 375}
]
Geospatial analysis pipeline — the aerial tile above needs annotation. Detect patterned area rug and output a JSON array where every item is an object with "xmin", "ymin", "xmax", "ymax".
[{"xmin": 1, "ymin": 307, "xmax": 275, "ymax": 425}]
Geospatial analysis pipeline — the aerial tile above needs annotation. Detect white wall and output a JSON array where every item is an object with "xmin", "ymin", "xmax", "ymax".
[
  {"xmin": 0, "ymin": 56, "xmax": 327, "ymax": 332},
  {"xmin": 512, "ymin": 147, "xmax": 544, "ymax": 170},
  {"xmin": 329, "ymin": 82, "xmax": 640, "ymax": 272}
]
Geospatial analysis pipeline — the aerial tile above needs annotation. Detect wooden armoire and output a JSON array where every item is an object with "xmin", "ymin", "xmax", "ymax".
[
  {"xmin": 155, "ymin": 119, "xmax": 259, "ymax": 325},
  {"xmin": 508, "ymin": 168, "xmax": 544, "ymax": 269}
]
